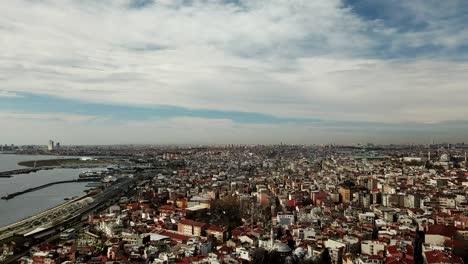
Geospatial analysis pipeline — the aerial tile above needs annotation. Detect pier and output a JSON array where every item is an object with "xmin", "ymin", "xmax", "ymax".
[{"xmin": 1, "ymin": 178, "xmax": 100, "ymax": 200}]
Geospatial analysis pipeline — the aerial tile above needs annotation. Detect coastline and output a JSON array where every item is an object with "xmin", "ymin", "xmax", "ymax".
[{"xmin": 17, "ymin": 158, "xmax": 113, "ymax": 168}]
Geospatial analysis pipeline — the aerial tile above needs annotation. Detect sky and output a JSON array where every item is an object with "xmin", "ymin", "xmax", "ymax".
[{"xmin": 1, "ymin": 0, "xmax": 468, "ymax": 145}]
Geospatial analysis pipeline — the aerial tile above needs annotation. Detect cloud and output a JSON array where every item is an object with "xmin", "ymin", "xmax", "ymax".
[
  {"xmin": 0, "ymin": 90, "xmax": 20, "ymax": 98},
  {"xmin": 344, "ymin": 0, "xmax": 468, "ymax": 53},
  {"xmin": 2, "ymin": 113, "xmax": 468, "ymax": 145},
  {"xmin": 0, "ymin": 0, "xmax": 467, "ymax": 144},
  {"xmin": 0, "ymin": 111, "xmax": 105, "ymax": 124}
]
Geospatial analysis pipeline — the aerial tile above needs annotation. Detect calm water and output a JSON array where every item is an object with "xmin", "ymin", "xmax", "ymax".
[{"xmin": 0, "ymin": 154, "xmax": 89, "ymax": 227}]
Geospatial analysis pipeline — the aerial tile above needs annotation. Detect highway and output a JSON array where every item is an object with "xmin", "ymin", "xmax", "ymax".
[{"xmin": 0, "ymin": 177, "xmax": 136, "ymax": 241}]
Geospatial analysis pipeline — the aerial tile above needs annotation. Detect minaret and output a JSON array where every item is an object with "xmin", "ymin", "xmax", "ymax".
[
  {"xmin": 250, "ymin": 202, "xmax": 254, "ymax": 228},
  {"xmin": 270, "ymin": 224, "xmax": 274, "ymax": 249},
  {"xmin": 270, "ymin": 204, "xmax": 276, "ymax": 249},
  {"xmin": 428, "ymin": 151, "xmax": 431, "ymax": 161}
]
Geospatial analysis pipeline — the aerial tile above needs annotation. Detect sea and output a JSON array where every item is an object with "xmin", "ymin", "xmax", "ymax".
[{"xmin": 0, "ymin": 154, "xmax": 90, "ymax": 227}]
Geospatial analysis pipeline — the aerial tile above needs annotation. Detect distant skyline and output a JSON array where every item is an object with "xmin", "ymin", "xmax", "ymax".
[{"xmin": 1, "ymin": 0, "xmax": 468, "ymax": 144}]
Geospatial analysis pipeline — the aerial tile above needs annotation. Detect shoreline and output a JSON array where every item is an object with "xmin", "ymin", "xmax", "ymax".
[
  {"xmin": 17, "ymin": 158, "xmax": 113, "ymax": 168},
  {"xmin": 0, "ymin": 193, "xmax": 90, "ymax": 236}
]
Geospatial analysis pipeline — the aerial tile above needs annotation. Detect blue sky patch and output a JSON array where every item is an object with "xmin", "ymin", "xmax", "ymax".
[{"xmin": 0, "ymin": 93, "xmax": 322, "ymax": 125}]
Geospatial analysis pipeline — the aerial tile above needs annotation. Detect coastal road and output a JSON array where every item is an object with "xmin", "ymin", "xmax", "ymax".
[{"xmin": 0, "ymin": 177, "xmax": 135, "ymax": 241}]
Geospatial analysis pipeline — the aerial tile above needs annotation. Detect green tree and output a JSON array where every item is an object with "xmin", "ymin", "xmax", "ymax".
[
  {"xmin": 266, "ymin": 250, "xmax": 283, "ymax": 264},
  {"xmin": 252, "ymin": 248, "xmax": 267, "ymax": 264},
  {"xmin": 210, "ymin": 196, "xmax": 242, "ymax": 231},
  {"xmin": 319, "ymin": 248, "xmax": 331, "ymax": 264}
]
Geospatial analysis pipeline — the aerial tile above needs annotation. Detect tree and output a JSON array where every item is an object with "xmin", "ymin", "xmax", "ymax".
[
  {"xmin": 277, "ymin": 227, "xmax": 284, "ymax": 239},
  {"xmin": 318, "ymin": 248, "xmax": 331, "ymax": 264},
  {"xmin": 299, "ymin": 259, "xmax": 315, "ymax": 264},
  {"xmin": 252, "ymin": 248, "xmax": 267, "ymax": 264},
  {"xmin": 266, "ymin": 250, "xmax": 283, "ymax": 264},
  {"xmin": 287, "ymin": 238, "xmax": 296, "ymax": 250},
  {"xmin": 208, "ymin": 234, "xmax": 218, "ymax": 250},
  {"xmin": 372, "ymin": 225, "xmax": 379, "ymax": 240},
  {"xmin": 262, "ymin": 206, "xmax": 272, "ymax": 223},
  {"xmin": 413, "ymin": 229, "xmax": 425, "ymax": 264},
  {"xmin": 210, "ymin": 196, "xmax": 242, "ymax": 231}
]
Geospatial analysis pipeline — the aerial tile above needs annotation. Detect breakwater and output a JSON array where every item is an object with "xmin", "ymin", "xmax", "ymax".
[
  {"xmin": 0, "ymin": 168, "xmax": 53, "ymax": 178},
  {"xmin": 1, "ymin": 178, "xmax": 100, "ymax": 200}
]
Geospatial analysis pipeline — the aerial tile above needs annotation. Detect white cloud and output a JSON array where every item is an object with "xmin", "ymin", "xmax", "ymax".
[
  {"xmin": 0, "ymin": 0, "xmax": 467, "ymax": 128},
  {"xmin": 0, "ymin": 111, "xmax": 105, "ymax": 123},
  {"xmin": 0, "ymin": 90, "xmax": 19, "ymax": 98},
  {"xmin": 2, "ymin": 113, "xmax": 468, "ymax": 145}
]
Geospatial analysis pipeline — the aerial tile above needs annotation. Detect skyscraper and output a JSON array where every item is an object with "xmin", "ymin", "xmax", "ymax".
[{"xmin": 48, "ymin": 140, "xmax": 54, "ymax": 151}]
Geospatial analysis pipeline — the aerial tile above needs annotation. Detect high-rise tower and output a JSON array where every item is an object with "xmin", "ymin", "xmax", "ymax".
[{"xmin": 47, "ymin": 140, "xmax": 54, "ymax": 151}]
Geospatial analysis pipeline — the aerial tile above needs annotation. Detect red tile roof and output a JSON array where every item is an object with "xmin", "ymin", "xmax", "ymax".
[
  {"xmin": 424, "ymin": 250, "xmax": 463, "ymax": 264},
  {"xmin": 207, "ymin": 225, "xmax": 226, "ymax": 232},
  {"xmin": 386, "ymin": 256, "xmax": 414, "ymax": 264},
  {"xmin": 179, "ymin": 219, "xmax": 209, "ymax": 228},
  {"xmin": 386, "ymin": 245, "xmax": 399, "ymax": 255},
  {"xmin": 158, "ymin": 230, "xmax": 191, "ymax": 243},
  {"xmin": 426, "ymin": 224, "xmax": 457, "ymax": 238},
  {"xmin": 177, "ymin": 256, "xmax": 208, "ymax": 264},
  {"xmin": 159, "ymin": 205, "xmax": 176, "ymax": 211}
]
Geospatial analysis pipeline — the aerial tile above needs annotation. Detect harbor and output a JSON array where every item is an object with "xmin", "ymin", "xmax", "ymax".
[{"xmin": 0, "ymin": 155, "xmax": 94, "ymax": 227}]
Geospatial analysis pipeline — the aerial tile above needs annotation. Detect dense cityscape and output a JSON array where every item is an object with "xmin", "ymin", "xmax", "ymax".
[{"xmin": 1, "ymin": 143, "xmax": 467, "ymax": 264}]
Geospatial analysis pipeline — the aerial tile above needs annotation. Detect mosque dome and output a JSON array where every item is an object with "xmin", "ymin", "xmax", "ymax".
[
  {"xmin": 294, "ymin": 247, "xmax": 306, "ymax": 257},
  {"xmin": 275, "ymin": 242, "xmax": 292, "ymax": 253}
]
